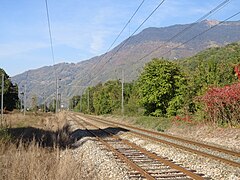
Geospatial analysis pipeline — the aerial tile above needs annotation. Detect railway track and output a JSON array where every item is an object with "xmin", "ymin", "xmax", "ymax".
[
  {"xmin": 72, "ymin": 114, "xmax": 209, "ymax": 180},
  {"xmin": 75, "ymin": 113, "xmax": 240, "ymax": 168}
]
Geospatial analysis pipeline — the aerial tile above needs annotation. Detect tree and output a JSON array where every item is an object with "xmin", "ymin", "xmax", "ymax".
[
  {"xmin": 69, "ymin": 95, "xmax": 81, "ymax": 111},
  {"xmin": 93, "ymin": 81, "xmax": 121, "ymax": 115},
  {"xmin": 136, "ymin": 59, "xmax": 187, "ymax": 116},
  {"xmin": 31, "ymin": 95, "xmax": 38, "ymax": 112},
  {"xmin": 48, "ymin": 99, "xmax": 56, "ymax": 112},
  {"xmin": 124, "ymin": 82, "xmax": 143, "ymax": 116},
  {"xmin": 175, "ymin": 43, "xmax": 240, "ymax": 116},
  {"xmin": 0, "ymin": 68, "xmax": 19, "ymax": 111}
]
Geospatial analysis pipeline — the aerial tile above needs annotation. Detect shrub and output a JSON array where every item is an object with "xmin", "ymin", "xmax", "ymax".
[{"xmin": 199, "ymin": 82, "xmax": 240, "ymax": 126}]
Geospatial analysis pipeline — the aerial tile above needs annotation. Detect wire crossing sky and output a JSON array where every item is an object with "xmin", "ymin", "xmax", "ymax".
[{"xmin": 0, "ymin": 0, "xmax": 239, "ymax": 76}]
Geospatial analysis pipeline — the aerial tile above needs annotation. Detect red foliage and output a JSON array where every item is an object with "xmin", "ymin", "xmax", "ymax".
[
  {"xmin": 174, "ymin": 115, "xmax": 192, "ymax": 124},
  {"xmin": 234, "ymin": 64, "xmax": 240, "ymax": 80},
  {"xmin": 199, "ymin": 82, "xmax": 240, "ymax": 125}
]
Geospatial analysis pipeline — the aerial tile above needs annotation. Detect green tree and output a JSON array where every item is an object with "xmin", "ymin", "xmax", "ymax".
[
  {"xmin": 136, "ymin": 59, "xmax": 187, "ymax": 117},
  {"xmin": 69, "ymin": 95, "xmax": 81, "ymax": 111},
  {"xmin": 180, "ymin": 42, "xmax": 240, "ymax": 94},
  {"xmin": 48, "ymin": 99, "xmax": 56, "ymax": 112},
  {"xmin": 178, "ymin": 43, "xmax": 240, "ymax": 115},
  {"xmin": 124, "ymin": 83, "xmax": 143, "ymax": 116},
  {"xmin": 31, "ymin": 95, "xmax": 38, "ymax": 112},
  {"xmin": 93, "ymin": 81, "xmax": 121, "ymax": 115},
  {"xmin": 0, "ymin": 69, "xmax": 19, "ymax": 111}
]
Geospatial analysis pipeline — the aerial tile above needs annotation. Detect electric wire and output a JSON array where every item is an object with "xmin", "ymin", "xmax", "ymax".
[
  {"xmin": 90, "ymin": 0, "xmax": 234, "ymax": 85},
  {"xmin": 138, "ymin": 0, "xmax": 231, "ymax": 61},
  {"xmin": 161, "ymin": 11, "xmax": 240, "ymax": 57},
  {"xmin": 107, "ymin": 0, "xmax": 166, "ymax": 63},
  {"xmin": 107, "ymin": 0, "xmax": 145, "ymax": 52},
  {"xmin": 45, "ymin": 0, "xmax": 56, "ymax": 71},
  {"xmin": 45, "ymin": 0, "xmax": 59, "ymax": 113},
  {"xmin": 85, "ymin": 0, "xmax": 145, "ymax": 83},
  {"xmin": 87, "ymin": 0, "xmax": 166, "ymax": 85}
]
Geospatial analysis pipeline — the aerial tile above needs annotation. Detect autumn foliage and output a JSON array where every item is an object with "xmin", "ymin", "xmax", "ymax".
[
  {"xmin": 174, "ymin": 115, "xmax": 193, "ymax": 124},
  {"xmin": 234, "ymin": 64, "xmax": 240, "ymax": 80},
  {"xmin": 200, "ymin": 82, "xmax": 240, "ymax": 125}
]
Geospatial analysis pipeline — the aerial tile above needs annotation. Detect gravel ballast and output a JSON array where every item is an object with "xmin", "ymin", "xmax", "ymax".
[
  {"xmin": 61, "ymin": 118, "xmax": 130, "ymax": 180},
  {"xmin": 120, "ymin": 132, "xmax": 240, "ymax": 180},
  {"xmin": 64, "ymin": 114, "xmax": 240, "ymax": 180}
]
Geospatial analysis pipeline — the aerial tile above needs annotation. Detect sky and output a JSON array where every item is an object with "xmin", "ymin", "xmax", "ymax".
[{"xmin": 0, "ymin": 0, "xmax": 239, "ymax": 77}]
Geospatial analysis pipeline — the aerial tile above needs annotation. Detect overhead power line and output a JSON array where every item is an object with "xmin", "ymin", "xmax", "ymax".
[
  {"xmin": 45, "ymin": 0, "xmax": 56, "ymax": 68},
  {"xmin": 161, "ymin": 10, "xmax": 240, "ymax": 57},
  {"xmin": 107, "ymin": 0, "xmax": 145, "ymax": 52},
  {"xmin": 107, "ymin": 0, "xmax": 166, "ymax": 63},
  {"xmin": 139, "ymin": 0, "xmax": 231, "ymax": 61},
  {"xmin": 88, "ymin": 0, "xmax": 166, "ymax": 85},
  {"xmin": 87, "ymin": 0, "xmax": 146, "ymax": 81},
  {"xmin": 44, "ymin": 0, "xmax": 60, "ymax": 113}
]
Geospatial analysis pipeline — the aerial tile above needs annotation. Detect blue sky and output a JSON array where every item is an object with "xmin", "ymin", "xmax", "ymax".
[{"xmin": 0, "ymin": 0, "xmax": 239, "ymax": 76}]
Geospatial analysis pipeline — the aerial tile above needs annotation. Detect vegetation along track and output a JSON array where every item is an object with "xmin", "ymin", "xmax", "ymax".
[
  {"xmin": 72, "ymin": 114, "xmax": 208, "ymax": 180},
  {"xmin": 77, "ymin": 113, "xmax": 240, "ymax": 168}
]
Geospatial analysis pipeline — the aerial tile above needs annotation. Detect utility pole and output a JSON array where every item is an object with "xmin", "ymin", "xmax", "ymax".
[
  {"xmin": 20, "ymin": 92, "xmax": 22, "ymax": 112},
  {"xmin": 87, "ymin": 89, "xmax": 90, "ymax": 112},
  {"xmin": 121, "ymin": 69, "xmax": 124, "ymax": 116},
  {"xmin": 56, "ymin": 78, "xmax": 58, "ymax": 113},
  {"xmin": 1, "ymin": 73, "xmax": 4, "ymax": 125},
  {"xmin": 43, "ymin": 93, "xmax": 46, "ymax": 112},
  {"xmin": 19, "ymin": 91, "xmax": 24, "ymax": 112},
  {"xmin": 44, "ymin": 97, "xmax": 46, "ymax": 112},
  {"xmin": 24, "ymin": 85, "xmax": 26, "ymax": 116},
  {"xmin": 56, "ymin": 78, "xmax": 61, "ymax": 113},
  {"xmin": 59, "ymin": 93, "xmax": 61, "ymax": 111},
  {"xmin": 72, "ymin": 99, "xmax": 74, "ymax": 111},
  {"xmin": 80, "ymin": 95, "xmax": 82, "ymax": 112}
]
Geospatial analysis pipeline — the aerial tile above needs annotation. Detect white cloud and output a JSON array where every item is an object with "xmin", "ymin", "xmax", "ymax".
[
  {"xmin": 90, "ymin": 31, "xmax": 107, "ymax": 54},
  {"xmin": 0, "ymin": 42, "xmax": 48, "ymax": 57}
]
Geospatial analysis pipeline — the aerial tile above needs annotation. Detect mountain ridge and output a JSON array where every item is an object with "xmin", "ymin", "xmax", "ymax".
[{"xmin": 12, "ymin": 20, "xmax": 240, "ymax": 107}]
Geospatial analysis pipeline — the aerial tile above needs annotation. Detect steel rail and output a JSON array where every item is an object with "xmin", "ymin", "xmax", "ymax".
[
  {"xmin": 87, "ymin": 115, "xmax": 240, "ymax": 157},
  {"xmin": 78, "ymin": 114, "xmax": 240, "ymax": 168},
  {"xmin": 73, "ymin": 117, "xmax": 156, "ymax": 180},
  {"xmin": 74, "ymin": 115, "xmax": 205, "ymax": 180},
  {"xmin": 86, "ymin": 128, "xmax": 155, "ymax": 180}
]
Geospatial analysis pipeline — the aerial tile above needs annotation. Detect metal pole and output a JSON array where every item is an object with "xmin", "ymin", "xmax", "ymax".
[
  {"xmin": 72, "ymin": 99, "xmax": 73, "ymax": 111},
  {"xmin": 59, "ymin": 93, "xmax": 61, "ymax": 111},
  {"xmin": 1, "ymin": 73, "xmax": 4, "ymax": 124},
  {"xmin": 20, "ymin": 93, "xmax": 22, "ymax": 112},
  {"xmin": 80, "ymin": 95, "xmax": 82, "ymax": 112},
  {"xmin": 43, "ymin": 96, "xmax": 46, "ymax": 112},
  {"xmin": 56, "ymin": 78, "xmax": 58, "ymax": 113},
  {"xmin": 24, "ymin": 85, "xmax": 26, "ymax": 116},
  {"xmin": 121, "ymin": 69, "xmax": 124, "ymax": 115},
  {"xmin": 88, "ymin": 89, "xmax": 90, "ymax": 112}
]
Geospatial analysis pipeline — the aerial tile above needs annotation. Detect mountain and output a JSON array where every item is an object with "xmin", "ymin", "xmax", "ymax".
[{"xmin": 12, "ymin": 20, "xmax": 240, "ymax": 107}]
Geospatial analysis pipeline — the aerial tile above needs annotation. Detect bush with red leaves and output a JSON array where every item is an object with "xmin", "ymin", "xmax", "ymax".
[
  {"xmin": 234, "ymin": 64, "xmax": 240, "ymax": 80},
  {"xmin": 173, "ymin": 115, "xmax": 193, "ymax": 125},
  {"xmin": 199, "ymin": 82, "xmax": 240, "ymax": 125}
]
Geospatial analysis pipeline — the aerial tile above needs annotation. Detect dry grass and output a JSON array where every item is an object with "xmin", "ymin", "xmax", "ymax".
[
  {"xmin": 1, "ymin": 111, "xmax": 67, "ymax": 130},
  {"xmin": 0, "ymin": 111, "xmax": 93, "ymax": 180},
  {"xmin": 0, "ymin": 140, "xmax": 93, "ymax": 180},
  {"xmin": 166, "ymin": 123, "xmax": 240, "ymax": 151}
]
